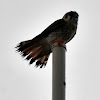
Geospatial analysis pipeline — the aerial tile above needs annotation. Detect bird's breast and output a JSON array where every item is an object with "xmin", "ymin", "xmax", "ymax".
[{"xmin": 46, "ymin": 23, "xmax": 77, "ymax": 45}]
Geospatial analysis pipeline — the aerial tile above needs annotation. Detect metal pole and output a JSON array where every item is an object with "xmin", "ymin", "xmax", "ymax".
[{"xmin": 52, "ymin": 43, "xmax": 66, "ymax": 100}]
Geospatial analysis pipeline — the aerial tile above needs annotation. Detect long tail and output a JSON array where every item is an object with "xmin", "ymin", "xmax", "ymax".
[{"xmin": 15, "ymin": 39, "xmax": 51, "ymax": 68}]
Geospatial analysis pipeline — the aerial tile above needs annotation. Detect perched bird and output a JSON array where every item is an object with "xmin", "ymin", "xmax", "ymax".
[{"xmin": 16, "ymin": 11, "xmax": 79, "ymax": 68}]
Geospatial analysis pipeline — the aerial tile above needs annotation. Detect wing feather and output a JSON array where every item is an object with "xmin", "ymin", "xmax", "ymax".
[{"xmin": 32, "ymin": 19, "xmax": 66, "ymax": 40}]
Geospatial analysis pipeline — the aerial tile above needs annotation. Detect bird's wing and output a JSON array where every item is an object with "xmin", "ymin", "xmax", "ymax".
[
  {"xmin": 32, "ymin": 19, "xmax": 66, "ymax": 40},
  {"xmin": 16, "ymin": 19, "xmax": 66, "ymax": 68}
]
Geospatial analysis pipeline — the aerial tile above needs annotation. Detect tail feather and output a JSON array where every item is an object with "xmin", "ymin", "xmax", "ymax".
[
  {"xmin": 35, "ymin": 55, "xmax": 49, "ymax": 68},
  {"xmin": 16, "ymin": 39, "xmax": 50, "ymax": 68},
  {"xmin": 30, "ymin": 49, "xmax": 42, "ymax": 59},
  {"xmin": 16, "ymin": 40, "xmax": 32, "ymax": 52},
  {"xmin": 24, "ymin": 44, "xmax": 40, "ymax": 53}
]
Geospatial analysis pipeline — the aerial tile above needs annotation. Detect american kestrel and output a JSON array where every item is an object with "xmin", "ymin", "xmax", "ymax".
[{"xmin": 16, "ymin": 11, "xmax": 79, "ymax": 68}]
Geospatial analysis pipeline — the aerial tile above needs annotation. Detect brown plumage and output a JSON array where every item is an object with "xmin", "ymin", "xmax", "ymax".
[
  {"xmin": 16, "ymin": 11, "xmax": 79, "ymax": 68},
  {"xmin": 16, "ymin": 38, "xmax": 51, "ymax": 68}
]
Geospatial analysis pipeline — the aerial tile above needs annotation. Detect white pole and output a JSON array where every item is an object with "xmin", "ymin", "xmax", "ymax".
[{"xmin": 52, "ymin": 43, "xmax": 66, "ymax": 100}]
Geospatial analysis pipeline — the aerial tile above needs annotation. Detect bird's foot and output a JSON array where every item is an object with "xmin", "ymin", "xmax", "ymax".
[
  {"xmin": 53, "ymin": 40, "xmax": 64, "ymax": 46},
  {"xmin": 52, "ymin": 40, "xmax": 66, "ymax": 50}
]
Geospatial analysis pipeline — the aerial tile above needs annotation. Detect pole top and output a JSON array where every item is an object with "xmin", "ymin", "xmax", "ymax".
[{"xmin": 52, "ymin": 43, "xmax": 67, "ymax": 51}]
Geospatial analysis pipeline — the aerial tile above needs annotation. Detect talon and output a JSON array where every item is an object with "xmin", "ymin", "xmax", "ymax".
[{"xmin": 53, "ymin": 40, "xmax": 64, "ymax": 46}]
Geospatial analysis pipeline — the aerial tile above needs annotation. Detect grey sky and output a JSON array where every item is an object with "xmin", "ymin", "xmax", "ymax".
[{"xmin": 0, "ymin": 0, "xmax": 100, "ymax": 100}]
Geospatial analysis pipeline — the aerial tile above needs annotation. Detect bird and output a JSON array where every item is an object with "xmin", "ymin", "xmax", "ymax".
[{"xmin": 16, "ymin": 11, "xmax": 79, "ymax": 68}]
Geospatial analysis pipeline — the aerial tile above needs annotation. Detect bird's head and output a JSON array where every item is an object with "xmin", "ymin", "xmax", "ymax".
[{"xmin": 63, "ymin": 11, "xmax": 79, "ymax": 24}]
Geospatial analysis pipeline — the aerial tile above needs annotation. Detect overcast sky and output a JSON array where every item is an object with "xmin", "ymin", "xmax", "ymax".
[{"xmin": 0, "ymin": 0, "xmax": 100, "ymax": 100}]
